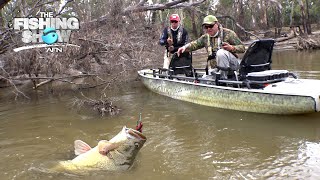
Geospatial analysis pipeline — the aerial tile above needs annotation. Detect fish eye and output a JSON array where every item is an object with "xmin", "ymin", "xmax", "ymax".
[{"xmin": 134, "ymin": 142, "xmax": 140, "ymax": 148}]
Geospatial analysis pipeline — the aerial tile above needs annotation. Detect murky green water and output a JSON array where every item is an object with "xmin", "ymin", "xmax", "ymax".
[{"xmin": 0, "ymin": 50, "xmax": 320, "ymax": 180}]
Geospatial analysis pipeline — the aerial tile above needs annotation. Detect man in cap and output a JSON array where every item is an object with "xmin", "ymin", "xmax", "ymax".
[
  {"xmin": 159, "ymin": 14, "xmax": 190, "ymax": 71},
  {"xmin": 177, "ymin": 15, "xmax": 245, "ymax": 79}
]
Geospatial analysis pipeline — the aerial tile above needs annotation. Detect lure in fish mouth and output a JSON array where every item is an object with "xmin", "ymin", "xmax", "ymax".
[{"xmin": 56, "ymin": 126, "xmax": 147, "ymax": 173}]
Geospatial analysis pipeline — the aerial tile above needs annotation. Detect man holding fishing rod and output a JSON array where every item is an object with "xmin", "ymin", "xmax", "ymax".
[{"xmin": 159, "ymin": 14, "xmax": 191, "ymax": 75}]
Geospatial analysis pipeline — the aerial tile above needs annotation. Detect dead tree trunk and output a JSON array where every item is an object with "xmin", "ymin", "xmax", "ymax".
[
  {"xmin": 236, "ymin": 0, "xmax": 247, "ymax": 40},
  {"xmin": 305, "ymin": 0, "xmax": 312, "ymax": 34},
  {"xmin": 186, "ymin": 8, "xmax": 198, "ymax": 38},
  {"xmin": 297, "ymin": 0, "xmax": 307, "ymax": 35},
  {"xmin": 289, "ymin": 1, "xmax": 294, "ymax": 27},
  {"xmin": 260, "ymin": 0, "xmax": 268, "ymax": 30}
]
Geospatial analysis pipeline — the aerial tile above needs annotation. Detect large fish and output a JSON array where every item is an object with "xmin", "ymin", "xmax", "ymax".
[{"xmin": 56, "ymin": 126, "xmax": 146, "ymax": 173}]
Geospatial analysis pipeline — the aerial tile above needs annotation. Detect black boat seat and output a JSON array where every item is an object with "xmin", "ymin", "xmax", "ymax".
[
  {"xmin": 214, "ymin": 39, "xmax": 296, "ymax": 88},
  {"xmin": 239, "ymin": 39, "xmax": 275, "ymax": 79},
  {"xmin": 169, "ymin": 52, "xmax": 193, "ymax": 77}
]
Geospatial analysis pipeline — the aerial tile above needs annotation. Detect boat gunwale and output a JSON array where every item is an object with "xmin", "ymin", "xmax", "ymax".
[{"xmin": 138, "ymin": 69, "xmax": 319, "ymax": 98}]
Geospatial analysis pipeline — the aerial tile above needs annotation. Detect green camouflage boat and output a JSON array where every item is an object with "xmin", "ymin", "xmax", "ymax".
[{"xmin": 138, "ymin": 40, "xmax": 320, "ymax": 114}]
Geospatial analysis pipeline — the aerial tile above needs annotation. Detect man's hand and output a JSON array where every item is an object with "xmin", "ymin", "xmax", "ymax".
[
  {"xmin": 168, "ymin": 45, "xmax": 174, "ymax": 52},
  {"xmin": 222, "ymin": 42, "xmax": 235, "ymax": 52},
  {"xmin": 167, "ymin": 38, "xmax": 173, "ymax": 46},
  {"xmin": 98, "ymin": 140, "xmax": 118, "ymax": 157},
  {"xmin": 177, "ymin": 46, "xmax": 186, "ymax": 57}
]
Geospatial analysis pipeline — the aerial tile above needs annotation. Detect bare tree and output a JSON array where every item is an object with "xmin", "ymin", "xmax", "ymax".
[
  {"xmin": 247, "ymin": 0, "xmax": 258, "ymax": 32},
  {"xmin": 186, "ymin": 7, "xmax": 199, "ymax": 38},
  {"xmin": 296, "ymin": 0, "xmax": 312, "ymax": 35},
  {"xmin": 235, "ymin": 0, "xmax": 246, "ymax": 38},
  {"xmin": 305, "ymin": 0, "xmax": 312, "ymax": 34},
  {"xmin": 268, "ymin": 0, "xmax": 283, "ymax": 37},
  {"xmin": 260, "ymin": 0, "xmax": 268, "ymax": 30}
]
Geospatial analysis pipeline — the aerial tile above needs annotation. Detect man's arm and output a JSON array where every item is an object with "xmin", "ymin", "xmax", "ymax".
[
  {"xmin": 224, "ymin": 29, "xmax": 245, "ymax": 53},
  {"xmin": 159, "ymin": 28, "xmax": 168, "ymax": 46},
  {"xmin": 177, "ymin": 34, "xmax": 207, "ymax": 56},
  {"xmin": 188, "ymin": 34, "xmax": 207, "ymax": 51}
]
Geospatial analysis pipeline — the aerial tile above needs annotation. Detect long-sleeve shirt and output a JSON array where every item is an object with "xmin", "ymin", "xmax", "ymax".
[
  {"xmin": 188, "ymin": 28, "xmax": 245, "ymax": 55},
  {"xmin": 159, "ymin": 26, "xmax": 189, "ymax": 53}
]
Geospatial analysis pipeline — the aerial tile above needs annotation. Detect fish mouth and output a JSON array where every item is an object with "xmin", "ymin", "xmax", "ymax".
[{"xmin": 126, "ymin": 128, "xmax": 147, "ymax": 141}]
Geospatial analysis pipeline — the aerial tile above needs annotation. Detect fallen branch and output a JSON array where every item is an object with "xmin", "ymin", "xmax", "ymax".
[
  {"xmin": 33, "ymin": 79, "xmax": 53, "ymax": 89},
  {"xmin": 0, "ymin": 68, "xmax": 30, "ymax": 99},
  {"xmin": 11, "ymin": 73, "xmax": 99, "ymax": 81},
  {"xmin": 275, "ymin": 29, "xmax": 296, "ymax": 42},
  {"xmin": 71, "ymin": 92, "xmax": 120, "ymax": 116},
  {"xmin": 297, "ymin": 36, "xmax": 320, "ymax": 50},
  {"xmin": 4, "ymin": 73, "xmax": 109, "ymax": 89}
]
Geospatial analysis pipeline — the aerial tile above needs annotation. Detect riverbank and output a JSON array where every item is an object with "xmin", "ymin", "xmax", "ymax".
[{"xmin": 254, "ymin": 30, "xmax": 320, "ymax": 51}]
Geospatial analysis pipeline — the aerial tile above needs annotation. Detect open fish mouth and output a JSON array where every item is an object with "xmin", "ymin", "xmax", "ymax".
[{"xmin": 126, "ymin": 128, "xmax": 146, "ymax": 140}]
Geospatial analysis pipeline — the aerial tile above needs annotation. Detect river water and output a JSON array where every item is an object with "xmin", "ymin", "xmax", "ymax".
[{"xmin": 0, "ymin": 50, "xmax": 320, "ymax": 180}]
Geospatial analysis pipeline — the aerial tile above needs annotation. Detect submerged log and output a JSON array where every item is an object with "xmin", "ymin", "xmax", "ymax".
[
  {"xmin": 275, "ymin": 29, "xmax": 296, "ymax": 42},
  {"xmin": 297, "ymin": 36, "xmax": 320, "ymax": 50},
  {"xmin": 0, "ymin": 78, "xmax": 23, "ymax": 88}
]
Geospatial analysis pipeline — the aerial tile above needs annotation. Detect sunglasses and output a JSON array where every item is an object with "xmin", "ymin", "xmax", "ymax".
[
  {"xmin": 204, "ymin": 24, "xmax": 215, "ymax": 29},
  {"xmin": 170, "ymin": 20, "xmax": 178, "ymax": 23}
]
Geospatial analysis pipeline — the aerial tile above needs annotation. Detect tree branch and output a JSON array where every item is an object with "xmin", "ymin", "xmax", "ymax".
[
  {"xmin": 123, "ymin": 0, "xmax": 206, "ymax": 13},
  {"xmin": 137, "ymin": 0, "xmax": 148, "ymax": 7},
  {"xmin": 56, "ymin": 0, "xmax": 74, "ymax": 16},
  {"xmin": 0, "ymin": 67, "xmax": 30, "ymax": 99},
  {"xmin": 33, "ymin": 79, "xmax": 53, "ymax": 89}
]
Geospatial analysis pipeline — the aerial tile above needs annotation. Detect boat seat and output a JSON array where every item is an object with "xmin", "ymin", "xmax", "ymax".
[
  {"xmin": 208, "ymin": 39, "xmax": 275, "ymax": 82},
  {"xmin": 214, "ymin": 39, "xmax": 296, "ymax": 88},
  {"xmin": 169, "ymin": 52, "xmax": 193, "ymax": 77},
  {"xmin": 239, "ymin": 39, "xmax": 275, "ymax": 79}
]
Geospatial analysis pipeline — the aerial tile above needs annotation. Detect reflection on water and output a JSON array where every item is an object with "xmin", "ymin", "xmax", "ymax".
[
  {"xmin": 0, "ymin": 50, "xmax": 320, "ymax": 179},
  {"xmin": 273, "ymin": 50, "xmax": 320, "ymax": 79}
]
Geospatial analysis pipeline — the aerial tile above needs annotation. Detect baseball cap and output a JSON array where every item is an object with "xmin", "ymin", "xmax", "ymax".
[{"xmin": 169, "ymin": 14, "xmax": 180, "ymax": 22}]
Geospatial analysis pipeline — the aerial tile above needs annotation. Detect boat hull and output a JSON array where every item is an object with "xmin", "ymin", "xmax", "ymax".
[{"xmin": 138, "ymin": 69, "xmax": 320, "ymax": 114}]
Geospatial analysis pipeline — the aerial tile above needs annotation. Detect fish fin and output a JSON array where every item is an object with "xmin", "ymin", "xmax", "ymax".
[{"xmin": 74, "ymin": 140, "xmax": 92, "ymax": 155}]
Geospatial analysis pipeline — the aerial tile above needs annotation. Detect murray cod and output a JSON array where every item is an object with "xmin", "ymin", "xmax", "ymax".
[{"xmin": 57, "ymin": 126, "xmax": 146, "ymax": 172}]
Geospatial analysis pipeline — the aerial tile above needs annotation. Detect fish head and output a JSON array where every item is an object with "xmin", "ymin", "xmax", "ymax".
[
  {"xmin": 121, "ymin": 126, "xmax": 146, "ymax": 148},
  {"xmin": 108, "ymin": 126, "xmax": 147, "ymax": 166}
]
